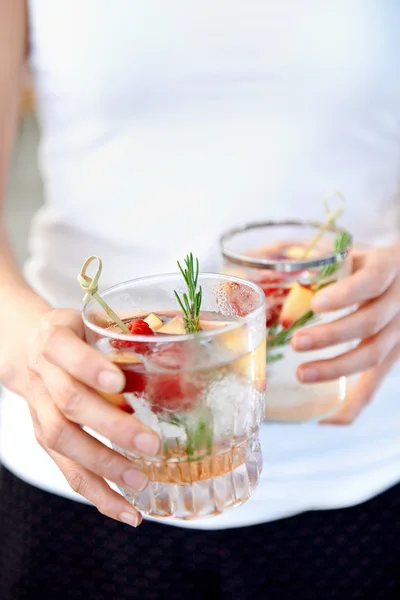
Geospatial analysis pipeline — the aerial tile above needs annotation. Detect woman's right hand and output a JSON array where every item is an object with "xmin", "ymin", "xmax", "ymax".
[
  {"xmin": 0, "ymin": 0, "xmax": 156, "ymax": 529},
  {"xmin": 26, "ymin": 308, "xmax": 161, "ymax": 527}
]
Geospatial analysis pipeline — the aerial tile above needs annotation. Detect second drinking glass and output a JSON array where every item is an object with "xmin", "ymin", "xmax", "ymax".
[{"xmin": 220, "ymin": 220, "xmax": 353, "ymax": 423}]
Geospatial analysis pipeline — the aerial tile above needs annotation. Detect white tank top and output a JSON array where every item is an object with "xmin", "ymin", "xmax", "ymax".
[{"xmin": 1, "ymin": 0, "xmax": 400, "ymax": 529}]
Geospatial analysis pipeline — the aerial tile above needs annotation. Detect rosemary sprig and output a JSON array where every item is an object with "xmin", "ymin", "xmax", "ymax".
[
  {"xmin": 186, "ymin": 415, "xmax": 214, "ymax": 460},
  {"xmin": 266, "ymin": 240, "xmax": 348, "ymax": 364},
  {"xmin": 267, "ymin": 322, "xmax": 279, "ymax": 338},
  {"xmin": 318, "ymin": 230, "xmax": 352, "ymax": 279},
  {"xmin": 267, "ymin": 310, "xmax": 316, "ymax": 349},
  {"xmin": 301, "ymin": 191, "xmax": 345, "ymax": 258},
  {"xmin": 159, "ymin": 409, "xmax": 213, "ymax": 461},
  {"xmin": 266, "ymin": 198, "xmax": 351, "ymax": 365},
  {"xmin": 266, "ymin": 351, "xmax": 284, "ymax": 364},
  {"xmin": 174, "ymin": 253, "xmax": 203, "ymax": 334},
  {"xmin": 266, "ymin": 231, "xmax": 350, "ymax": 362}
]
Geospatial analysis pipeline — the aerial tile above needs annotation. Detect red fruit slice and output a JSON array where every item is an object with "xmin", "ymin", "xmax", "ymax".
[
  {"xmin": 150, "ymin": 342, "xmax": 185, "ymax": 369},
  {"xmin": 147, "ymin": 343, "xmax": 201, "ymax": 413},
  {"xmin": 150, "ymin": 375, "xmax": 200, "ymax": 413},
  {"xmin": 254, "ymin": 272, "xmax": 290, "ymax": 294},
  {"xmin": 266, "ymin": 302, "xmax": 283, "ymax": 327},
  {"xmin": 224, "ymin": 281, "xmax": 259, "ymax": 318},
  {"xmin": 128, "ymin": 319, "xmax": 155, "ymax": 336},
  {"xmin": 110, "ymin": 318, "xmax": 154, "ymax": 353},
  {"xmin": 121, "ymin": 362, "xmax": 147, "ymax": 395},
  {"xmin": 249, "ymin": 272, "xmax": 291, "ymax": 327},
  {"xmin": 107, "ymin": 352, "xmax": 148, "ymax": 395}
]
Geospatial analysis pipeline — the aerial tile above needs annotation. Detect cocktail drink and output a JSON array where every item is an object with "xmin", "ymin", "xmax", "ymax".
[
  {"xmin": 82, "ymin": 258, "xmax": 266, "ymax": 520},
  {"xmin": 220, "ymin": 220, "xmax": 353, "ymax": 422}
]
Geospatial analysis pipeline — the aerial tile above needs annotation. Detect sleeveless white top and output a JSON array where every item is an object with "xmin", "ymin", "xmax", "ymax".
[{"xmin": 1, "ymin": 0, "xmax": 400, "ymax": 529}]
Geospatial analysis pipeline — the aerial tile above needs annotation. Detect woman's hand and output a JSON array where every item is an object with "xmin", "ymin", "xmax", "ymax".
[
  {"xmin": 26, "ymin": 308, "xmax": 160, "ymax": 527},
  {"xmin": 291, "ymin": 243, "xmax": 400, "ymax": 424}
]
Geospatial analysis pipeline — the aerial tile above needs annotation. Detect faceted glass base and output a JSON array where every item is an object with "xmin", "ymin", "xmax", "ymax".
[{"xmin": 117, "ymin": 437, "xmax": 262, "ymax": 520}]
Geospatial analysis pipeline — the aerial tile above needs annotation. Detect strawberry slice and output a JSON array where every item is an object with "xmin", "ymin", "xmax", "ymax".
[
  {"xmin": 108, "ymin": 353, "xmax": 148, "ymax": 395},
  {"xmin": 224, "ymin": 281, "xmax": 260, "ymax": 318},
  {"xmin": 121, "ymin": 363, "xmax": 147, "ymax": 395},
  {"xmin": 266, "ymin": 302, "xmax": 283, "ymax": 327},
  {"xmin": 147, "ymin": 343, "xmax": 201, "ymax": 413},
  {"xmin": 150, "ymin": 375, "xmax": 199, "ymax": 413},
  {"xmin": 128, "ymin": 319, "xmax": 155, "ymax": 336},
  {"xmin": 110, "ymin": 319, "xmax": 154, "ymax": 353},
  {"xmin": 254, "ymin": 272, "xmax": 289, "ymax": 293},
  {"xmin": 250, "ymin": 273, "xmax": 289, "ymax": 327}
]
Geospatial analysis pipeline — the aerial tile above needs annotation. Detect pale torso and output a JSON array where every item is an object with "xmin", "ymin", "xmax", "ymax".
[{"xmin": 1, "ymin": 0, "xmax": 399, "ymax": 528}]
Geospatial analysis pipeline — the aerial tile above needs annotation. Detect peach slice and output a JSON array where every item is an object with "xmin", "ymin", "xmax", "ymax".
[
  {"xmin": 158, "ymin": 317, "xmax": 230, "ymax": 334},
  {"xmin": 199, "ymin": 320, "xmax": 230, "ymax": 330},
  {"xmin": 144, "ymin": 313, "xmax": 164, "ymax": 331},
  {"xmin": 100, "ymin": 352, "xmax": 143, "ymax": 412},
  {"xmin": 219, "ymin": 328, "xmax": 266, "ymax": 392},
  {"xmin": 246, "ymin": 341, "xmax": 267, "ymax": 392},
  {"xmin": 285, "ymin": 245, "xmax": 319, "ymax": 260},
  {"xmin": 107, "ymin": 352, "xmax": 143, "ymax": 365},
  {"xmin": 158, "ymin": 316, "xmax": 186, "ymax": 335},
  {"xmin": 99, "ymin": 392, "xmax": 132, "ymax": 412},
  {"xmin": 245, "ymin": 240, "xmax": 288, "ymax": 258},
  {"xmin": 279, "ymin": 282, "xmax": 314, "ymax": 329}
]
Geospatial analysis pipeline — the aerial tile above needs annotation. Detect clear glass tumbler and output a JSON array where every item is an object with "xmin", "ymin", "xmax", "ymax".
[
  {"xmin": 83, "ymin": 273, "xmax": 266, "ymax": 520},
  {"xmin": 220, "ymin": 220, "xmax": 353, "ymax": 423}
]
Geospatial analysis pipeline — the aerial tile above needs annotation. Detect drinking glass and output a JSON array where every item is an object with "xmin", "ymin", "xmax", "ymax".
[
  {"xmin": 83, "ymin": 273, "xmax": 266, "ymax": 520},
  {"xmin": 220, "ymin": 220, "xmax": 353, "ymax": 422}
]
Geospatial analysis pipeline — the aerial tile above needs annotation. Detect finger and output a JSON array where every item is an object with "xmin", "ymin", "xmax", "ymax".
[
  {"xmin": 350, "ymin": 251, "xmax": 367, "ymax": 270},
  {"xmin": 297, "ymin": 318, "xmax": 400, "ymax": 383},
  {"xmin": 40, "ymin": 308, "xmax": 86, "ymax": 337},
  {"xmin": 293, "ymin": 286, "xmax": 400, "ymax": 351},
  {"xmin": 32, "ymin": 375, "xmax": 150, "ymax": 493},
  {"xmin": 33, "ymin": 323, "xmax": 126, "ymax": 395},
  {"xmin": 320, "ymin": 345, "xmax": 400, "ymax": 425},
  {"xmin": 42, "ymin": 362, "xmax": 160, "ymax": 457},
  {"xmin": 48, "ymin": 448, "xmax": 142, "ymax": 527},
  {"xmin": 34, "ymin": 418, "xmax": 142, "ymax": 526},
  {"xmin": 311, "ymin": 254, "xmax": 397, "ymax": 312}
]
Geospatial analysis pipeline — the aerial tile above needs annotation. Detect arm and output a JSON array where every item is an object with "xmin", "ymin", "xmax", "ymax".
[
  {"xmin": 0, "ymin": 0, "xmax": 159, "ymax": 526},
  {"xmin": 0, "ymin": 0, "xmax": 49, "ymax": 395}
]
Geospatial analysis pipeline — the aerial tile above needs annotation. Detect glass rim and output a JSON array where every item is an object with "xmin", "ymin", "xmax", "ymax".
[
  {"xmin": 220, "ymin": 219, "xmax": 352, "ymax": 272},
  {"xmin": 82, "ymin": 271, "xmax": 266, "ymax": 343}
]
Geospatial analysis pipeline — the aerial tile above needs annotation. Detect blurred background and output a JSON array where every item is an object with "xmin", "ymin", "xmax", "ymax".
[{"xmin": 5, "ymin": 69, "xmax": 43, "ymax": 265}]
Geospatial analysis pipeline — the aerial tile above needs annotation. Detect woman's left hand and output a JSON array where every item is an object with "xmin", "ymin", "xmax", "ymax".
[{"xmin": 291, "ymin": 242, "xmax": 400, "ymax": 425}]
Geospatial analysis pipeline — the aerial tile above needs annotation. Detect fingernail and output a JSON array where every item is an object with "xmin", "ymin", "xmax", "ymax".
[
  {"xmin": 320, "ymin": 419, "xmax": 352, "ymax": 426},
  {"xmin": 133, "ymin": 433, "xmax": 160, "ymax": 457},
  {"xmin": 122, "ymin": 469, "xmax": 148, "ymax": 491},
  {"xmin": 298, "ymin": 367, "xmax": 318, "ymax": 382},
  {"xmin": 119, "ymin": 511, "xmax": 141, "ymax": 527},
  {"xmin": 293, "ymin": 334, "xmax": 313, "ymax": 351},
  {"xmin": 98, "ymin": 370, "xmax": 125, "ymax": 393}
]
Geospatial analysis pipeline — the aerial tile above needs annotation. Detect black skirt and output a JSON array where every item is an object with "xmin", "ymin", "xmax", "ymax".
[{"xmin": 0, "ymin": 466, "xmax": 399, "ymax": 600}]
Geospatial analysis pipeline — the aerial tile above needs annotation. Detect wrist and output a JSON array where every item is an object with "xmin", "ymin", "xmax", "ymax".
[{"xmin": 0, "ymin": 283, "xmax": 52, "ymax": 396}]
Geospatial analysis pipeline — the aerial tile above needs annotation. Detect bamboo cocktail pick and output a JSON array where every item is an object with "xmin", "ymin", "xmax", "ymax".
[
  {"xmin": 78, "ymin": 255, "xmax": 131, "ymax": 335},
  {"xmin": 301, "ymin": 191, "xmax": 345, "ymax": 259}
]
